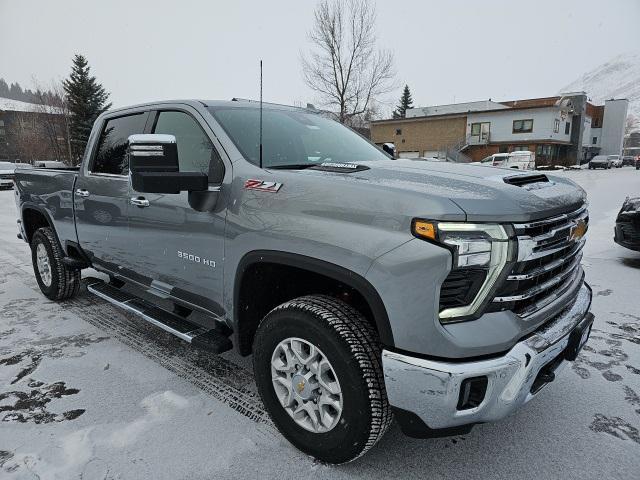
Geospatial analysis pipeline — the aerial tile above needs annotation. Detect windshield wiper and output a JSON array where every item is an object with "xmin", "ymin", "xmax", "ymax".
[{"xmin": 268, "ymin": 164, "xmax": 317, "ymax": 170}]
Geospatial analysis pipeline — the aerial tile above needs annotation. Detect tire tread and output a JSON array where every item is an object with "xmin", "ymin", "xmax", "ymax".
[
  {"xmin": 265, "ymin": 294, "xmax": 392, "ymax": 462},
  {"xmin": 32, "ymin": 227, "xmax": 80, "ymax": 301}
]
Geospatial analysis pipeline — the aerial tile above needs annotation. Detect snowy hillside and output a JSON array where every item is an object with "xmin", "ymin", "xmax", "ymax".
[{"xmin": 560, "ymin": 52, "xmax": 640, "ymax": 118}]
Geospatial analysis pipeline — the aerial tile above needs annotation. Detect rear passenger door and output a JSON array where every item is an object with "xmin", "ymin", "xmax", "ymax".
[
  {"xmin": 126, "ymin": 107, "xmax": 227, "ymax": 317},
  {"xmin": 74, "ymin": 111, "xmax": 148, "ymax": 272}
]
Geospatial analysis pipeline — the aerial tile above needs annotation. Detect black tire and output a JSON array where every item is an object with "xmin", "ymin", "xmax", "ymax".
[
  {"xmin": 253, "ymin": 295, "xmax": 392, "ymax": 464},
  {"xmin": 31, "ymin": 227, "xmax": 81, "ymax": 301}
]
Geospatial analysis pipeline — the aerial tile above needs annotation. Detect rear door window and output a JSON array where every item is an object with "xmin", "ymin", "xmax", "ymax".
[{"xmin": 92, "ymin": 113, "xmax": 147, "ymax": 175}]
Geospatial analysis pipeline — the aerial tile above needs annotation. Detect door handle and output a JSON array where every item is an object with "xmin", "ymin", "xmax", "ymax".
[
  {"xmin": 75, "ymin": 188, "xmax": 90, "ymax": 198},
  {"xmin": 130, "ymin": 197, "xmax": 150, "ymax": 208}
]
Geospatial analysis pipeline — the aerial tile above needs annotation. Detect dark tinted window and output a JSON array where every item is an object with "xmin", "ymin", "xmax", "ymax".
[
  {"xmin": 209, "ymin": 107, "xmax": 388, "ymax": 168},
  {"xmin": 153, "ymin": 111, "xmax": 219, "ymax": 176},
  {"xmin": 93, "ymin": 113, "xmax": 146, "ymax": 175}
]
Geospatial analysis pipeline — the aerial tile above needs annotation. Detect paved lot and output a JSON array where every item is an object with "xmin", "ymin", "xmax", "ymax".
[{"xmin": 0, "ymin": 168, "xmax": 639, "ymax": 480}]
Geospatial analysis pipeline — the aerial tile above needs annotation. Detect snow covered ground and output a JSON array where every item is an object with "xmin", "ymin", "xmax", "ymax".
[{"xmin": 0, "ymin": 168, "xmax": 639, "ymax": 479}]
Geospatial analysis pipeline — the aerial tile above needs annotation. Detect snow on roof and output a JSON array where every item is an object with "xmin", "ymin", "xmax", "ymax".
[{"xmin": 0, "ymin": 97, "xmax": 63, "ymax": 114}]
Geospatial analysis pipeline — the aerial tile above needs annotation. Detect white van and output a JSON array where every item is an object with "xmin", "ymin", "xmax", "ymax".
[{"xmin": 477, "ymin": 151, "xmax": 535, "ymax": 170}]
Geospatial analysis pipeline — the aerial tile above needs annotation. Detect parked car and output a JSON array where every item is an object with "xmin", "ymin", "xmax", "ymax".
[
  {"xmin": 0, "ymin": 162, "xmax": 16, "ymax": 189},
  {"xmin": 608, "ymin": 155, "xmax": 623, "ymax": 168},
  {"xmin": 476, "ymin": 150, "xmax": 535, "ymax": 170},
  {"xmin": 15, "ymin": 99, "xmax": 594, "ymax": 463},
  {"xmin": 622, "ymin": 155, "xmax": 636, "ymax": 167},
  {"xmin": 589, "ymin": 155, "xmax": 612, "ymax": 169},
  {"xmin": 0, "ymin": 161, "xmax": 31, "ymax": 189},
  {"xmin": 614, "ymin": 196, "xmax": 640, "ymax": 251}
]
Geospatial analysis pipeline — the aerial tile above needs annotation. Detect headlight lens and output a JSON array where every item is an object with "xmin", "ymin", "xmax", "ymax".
[{"xmin": 412, "ymin": 220, "xmax": 510, "ymax": 322}]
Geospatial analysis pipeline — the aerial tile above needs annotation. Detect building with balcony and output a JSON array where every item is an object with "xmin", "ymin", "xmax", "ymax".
[{"xmin": 370, "ymin": 93, "xmax": 628, "ymax": 166}]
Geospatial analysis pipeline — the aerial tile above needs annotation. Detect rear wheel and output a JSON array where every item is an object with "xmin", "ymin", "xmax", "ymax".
[
  {"xmin": 31, "ymin": 227, "xmax": 80, "ymax": 301},
  {"xmin": 253, "ymin": 295, "xmax": 392, "ymax": 463}
]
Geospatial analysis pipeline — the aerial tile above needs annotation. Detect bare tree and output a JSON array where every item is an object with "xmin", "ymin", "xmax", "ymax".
[
  {"xmin": 9, "ymin": 112, "xmax": 51, "ymax": 162},
  {"xmin": 625, "ymin": 114, "xmax": 639, "ymax": 135},
  {"xmin": 30, "ymin": 79, "xmax": 73, "ymax": 163},
  {"xmin": 301, "ymin": 0, "xmax": 395, "ymax": 126}
]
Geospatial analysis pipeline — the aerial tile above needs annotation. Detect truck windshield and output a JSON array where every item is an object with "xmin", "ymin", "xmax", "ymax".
[{"xmin": 208, "ymin": 107, "xmax": 390, "ymax": 168}]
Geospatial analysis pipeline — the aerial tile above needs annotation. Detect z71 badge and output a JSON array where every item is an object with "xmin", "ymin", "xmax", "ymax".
[{"xmin": 244, "ymin": 179, "xmax": 282, "ymax": 193}]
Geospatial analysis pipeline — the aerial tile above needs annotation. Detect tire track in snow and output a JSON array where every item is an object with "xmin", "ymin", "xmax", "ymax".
[{"xmin": 0, "ymin": 249, "xmax": 273, "ymax": 429}]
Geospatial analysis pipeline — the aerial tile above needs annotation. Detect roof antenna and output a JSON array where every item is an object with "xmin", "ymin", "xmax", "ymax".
[{"xmin": 259, "ymin": 59, "xmax": 263, "ymax": 169}]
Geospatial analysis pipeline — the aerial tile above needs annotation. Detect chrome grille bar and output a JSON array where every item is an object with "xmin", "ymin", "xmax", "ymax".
[
  {"xmin": 494, "ymin": 256, "xmax": 583, "ymax": 302},
  {"xmin": 491, "ymin": 204, "xmax": 588, "ymax": 318},
  {"xmin": 507, "ymin": 240, "xmax": 584, "ymax": 281}
]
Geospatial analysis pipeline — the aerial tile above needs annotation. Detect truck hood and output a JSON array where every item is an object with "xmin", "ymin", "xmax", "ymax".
[{"xmin": 298, "ymin": 159, "xmax": 587, "ymax": 222}]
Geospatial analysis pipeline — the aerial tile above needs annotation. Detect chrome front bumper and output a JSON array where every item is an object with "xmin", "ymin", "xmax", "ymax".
[{"xmin": 382, "ymin": 282, "xmax": 592, "ymax": 431}]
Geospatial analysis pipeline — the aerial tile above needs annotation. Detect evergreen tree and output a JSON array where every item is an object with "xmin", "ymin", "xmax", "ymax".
[
  {"xmin": 63, "ymin": 54, "xmax": 111, "ymax": 161},
  {"xmin": 392, "ymin": 85, "xmax": 414, "ymax": 118}
]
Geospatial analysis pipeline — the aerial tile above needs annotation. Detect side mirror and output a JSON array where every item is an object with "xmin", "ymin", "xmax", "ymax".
[
  {"xmin": 382, "ymin": 142, "xmax": 396, "ymax": 158},
  {"xmin": 128, "ymin": 134, "xmax": 208, "ymax": 194}
]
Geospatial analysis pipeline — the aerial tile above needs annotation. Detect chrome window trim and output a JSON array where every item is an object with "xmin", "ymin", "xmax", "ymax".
[{"xmin": 87, "ymin": 171, "xmax": 129, "ymax": 179}]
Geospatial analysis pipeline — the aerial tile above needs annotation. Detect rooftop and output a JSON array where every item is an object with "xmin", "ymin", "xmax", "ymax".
[{"xmin": 375, "ymin": 93, "xmax": 599, "ymax": 124}]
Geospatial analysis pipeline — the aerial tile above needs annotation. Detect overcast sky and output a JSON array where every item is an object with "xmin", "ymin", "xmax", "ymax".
[{"xmin": 1, "ymin": 0, "xmax": 639, "ymax": 115}]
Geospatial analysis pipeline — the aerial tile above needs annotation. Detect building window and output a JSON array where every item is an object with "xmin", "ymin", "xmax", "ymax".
[
  {"xmin": 0, "ymin": 120, "xmax": 4, "ymax": 127},
  {"xmin": 554, "ymin": 119, "xmax": 560, "ymax": 133},
  {"xmin": 513, "ymin": 119, "xmax": 533, "ymax": 133},
  {"xmin": 395, "ymin": 128, "xmax": 402, "ymax": 135},
  {"xmin": 565, "ymin": 122, "xmax": 571, "ymax": 134},
  {"xmin": 470, "ymin": 122, "xmax": 491, "ymax": 141},
  {"xmin": 512, "ymin": 145, "xmax": 529, "ymax": 152},
  {"xmin": 536, "ymin": 144, "xmax": 554, "ymax": 156},
  {"xmin": 0, "ymin": 128, "xmax": 5, "ymax": 137},
  {"xmin": 592, "ymin": 137, "xmax": 597, "ymax": 145}
]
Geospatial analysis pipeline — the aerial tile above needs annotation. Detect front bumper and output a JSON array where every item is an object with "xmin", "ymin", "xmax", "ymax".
[
  {"xmin": 614, "ymin": 222, "xmax": 640, "ymax": 252},
  {"xmin": 382, "ymin": 282, "xmax": 592, "ymax": 434}
]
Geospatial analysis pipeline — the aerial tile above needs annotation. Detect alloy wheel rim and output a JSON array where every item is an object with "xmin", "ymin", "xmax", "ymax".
[
  {"xmin": 270, "ymin": 337, "xmax": 343, "ymax": 433},
  {"xmin": 36, "ymin": 243, "xmax": 52, "ymax": 287}
]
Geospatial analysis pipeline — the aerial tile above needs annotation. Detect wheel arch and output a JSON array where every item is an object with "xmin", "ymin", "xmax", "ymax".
[
  {"xmin": 21, "ymin": 204, "xmax": 57, "ymax": 245},
  {"xmin": 233, "ymin": 250, "xmax": 394, "ymax": 356}
]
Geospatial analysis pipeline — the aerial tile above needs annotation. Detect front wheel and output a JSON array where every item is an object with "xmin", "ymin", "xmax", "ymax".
[
  {"xmin": 31, "ymin": 227, "xmax": 80, "ymax": 301},
  {"xmin": 253, "ymin": 295, "xmax": 392, "ymax": 464}
]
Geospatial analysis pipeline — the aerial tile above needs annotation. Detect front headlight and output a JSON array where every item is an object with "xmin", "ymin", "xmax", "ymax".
[{"xmin": 412, "ymin": 220, "xmax": 510, "ymax": 322}]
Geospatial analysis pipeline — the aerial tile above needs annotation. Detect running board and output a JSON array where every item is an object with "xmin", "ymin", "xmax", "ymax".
[{"xmin": 86, "ymin": 280, "xmax": 232, "ymax": 354}]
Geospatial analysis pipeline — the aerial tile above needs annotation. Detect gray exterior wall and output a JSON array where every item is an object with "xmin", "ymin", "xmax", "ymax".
[{"xmin": 600, "ymin": 99, "xmax": 629, "ymax": 155}]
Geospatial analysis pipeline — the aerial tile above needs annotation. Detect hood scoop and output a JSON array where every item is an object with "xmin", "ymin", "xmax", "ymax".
[
  {"xmin": 309, "ymin": 162, "xmax": 370, "ymax": 173},
  {"xmin": 503, "ymin": 173, "xmax": 550, "ymax": 188}
]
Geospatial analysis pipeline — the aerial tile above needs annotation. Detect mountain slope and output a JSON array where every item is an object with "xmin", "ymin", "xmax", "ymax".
[{"xmin": 560, "ymin": 52, "xmax": 640, "ymax": 118}]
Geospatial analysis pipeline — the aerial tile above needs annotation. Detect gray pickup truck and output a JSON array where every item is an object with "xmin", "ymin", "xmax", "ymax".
[{"xmin": 14, "ymin": 100, "xmax": 593, "ymax": 463}]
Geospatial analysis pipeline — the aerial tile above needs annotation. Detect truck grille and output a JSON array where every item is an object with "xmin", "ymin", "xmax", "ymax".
[
  {"xmin": 0, "ymin": 174, "xmax": 13, "ymax": 180},
  {"xmin": 492, "ymin": 204, "xmax": 588, "ymax": 317}
]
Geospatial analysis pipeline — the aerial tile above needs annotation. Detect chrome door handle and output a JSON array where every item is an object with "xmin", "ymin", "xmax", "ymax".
[
  {"xmin": 130, "ymin": 197, "xmax": 150, "ymax": 207},
  {"xmin": 75, "ymin": 188, "xmax": 90, "ymax": 198}
]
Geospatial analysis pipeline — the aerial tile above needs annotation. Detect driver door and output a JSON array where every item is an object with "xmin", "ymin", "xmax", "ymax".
[{"xmin": 126, "ymin": 107, "xmax": 228, "ymax": 316}]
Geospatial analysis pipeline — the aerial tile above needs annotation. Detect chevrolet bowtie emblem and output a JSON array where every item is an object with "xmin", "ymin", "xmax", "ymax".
[
  {"xmin": 296, "ymin": 380, "xmax": 305, "ymax": 393},
  {"xmin": 570, "ymin": 219, "xmax": 587, "ymax": 241}
]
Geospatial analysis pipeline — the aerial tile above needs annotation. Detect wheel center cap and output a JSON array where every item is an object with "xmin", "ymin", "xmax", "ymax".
[{"xmin": 292, "ymin": 373, "xmax": 314, "ymax": 400}]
